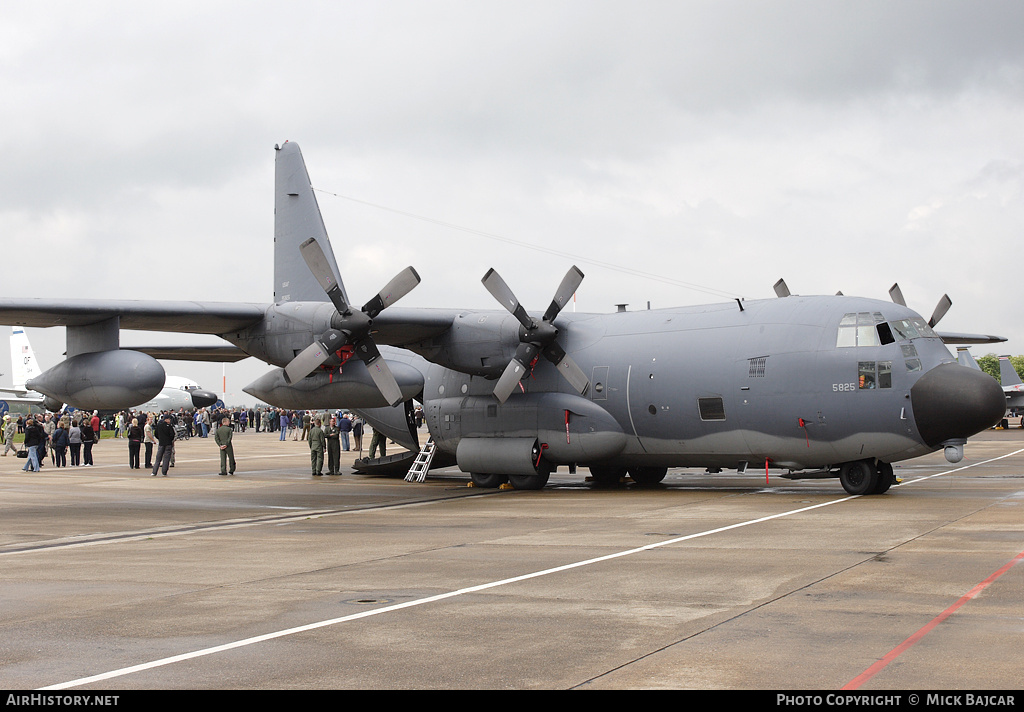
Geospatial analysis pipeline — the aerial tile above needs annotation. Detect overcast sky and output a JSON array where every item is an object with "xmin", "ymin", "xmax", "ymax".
[{"xmin": 2, "ymin": 1, "xmax": 1022, "ymax": 405}]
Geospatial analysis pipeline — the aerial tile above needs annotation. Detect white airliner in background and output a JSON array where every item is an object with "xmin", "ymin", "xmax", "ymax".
[{"xmin": 0, "ymin": 327, "xmax": 218, "ymax": 412}]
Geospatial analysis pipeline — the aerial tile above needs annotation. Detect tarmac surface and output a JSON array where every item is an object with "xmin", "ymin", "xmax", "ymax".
[{"xmin": 1, "ymin": 426, "xmax": 1022, "ymax": 691}]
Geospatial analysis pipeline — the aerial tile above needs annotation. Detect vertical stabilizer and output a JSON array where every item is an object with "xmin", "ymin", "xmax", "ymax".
[
  {"xmin": 273, "ymin": 141, "xmax": 348, "ymax": 305},
  {"xmin": 11, "ymin": 327, "xmax": 41, "ymax": 389},
  {"xmin": 956, "ymin": 347, "xmax": 980, "ymax": 370},
  {"xmin": 998, "ymin": 356, "xmax": 1023, "ymax": 387}
]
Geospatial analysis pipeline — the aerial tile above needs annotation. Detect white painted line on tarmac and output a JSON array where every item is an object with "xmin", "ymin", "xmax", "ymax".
[
  {"xmin": 39, "ymin": 447, "xmax": 1019, "ymax": 690},
  {"xmin": 40, "ymin": 496, "xmax": 856, "ymax": 689},
  {"xmin": 897, "ymin": 447, "xmax": 1024, "ymax": 486}
]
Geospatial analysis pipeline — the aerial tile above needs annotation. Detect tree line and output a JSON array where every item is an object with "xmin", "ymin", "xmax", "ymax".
[{"xmin": 974, "ymin": 354, "xmax": 1024, "ymax": 383}]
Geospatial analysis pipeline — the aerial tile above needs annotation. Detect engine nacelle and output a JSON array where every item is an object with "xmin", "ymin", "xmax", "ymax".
[
  {"xmin": 242, "ymin": 360, "xmax": 424, "ymax": 409},
  {"xmin": 27, "ymin": 350, "xmax": 165, "ymax": 411},
  {"xmin": 42, "ymin": 397, "xmax": 65, "ymax": 413}
]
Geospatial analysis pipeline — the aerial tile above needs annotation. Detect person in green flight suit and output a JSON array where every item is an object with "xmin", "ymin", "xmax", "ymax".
[
  {"xmin": 215, "ymin": 417, "xmax": 236, "ymax": 476},
  {"xmin": 324, "ymin": 415, "xmax": 342, "ymax": 476},
  {"xmin": 308, "ymin": 417, "xmax": 326, "ymax": 477}
]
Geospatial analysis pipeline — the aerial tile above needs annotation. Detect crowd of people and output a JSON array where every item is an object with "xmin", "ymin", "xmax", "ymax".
[{"xmin": 1, "ymin": 405, "xmax": 405, "ymax": 477}]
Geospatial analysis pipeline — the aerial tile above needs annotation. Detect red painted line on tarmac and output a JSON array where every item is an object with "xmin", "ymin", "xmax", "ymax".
[{"xmin": 842, "ymin": 548, "xmax": 1024, "ymax": 690}]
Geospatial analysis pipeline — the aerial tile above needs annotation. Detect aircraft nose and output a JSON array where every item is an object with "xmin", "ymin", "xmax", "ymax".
[
  {"xmin": 190, "ymin": 390, "xmax": 219, "ymax": 409},
  {"xmin": 911, "ymin": 362, "xmax": 1006, "ymax": 448}
]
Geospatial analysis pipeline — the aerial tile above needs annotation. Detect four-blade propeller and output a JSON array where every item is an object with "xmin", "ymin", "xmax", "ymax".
[
  {"xmin": 285, "ymin": 241, "xmax": 588, "ymax": 406},
  {"xmin": 282, "ymin": 237, "xmax": 420, "ymax": 406},
  {"xmin": 889, "ymin": 283, "xmax": 952, "ymax": 328},
  {"xmin": 481, "ymin": 265, "xmax": 590, "ymax": 403}
]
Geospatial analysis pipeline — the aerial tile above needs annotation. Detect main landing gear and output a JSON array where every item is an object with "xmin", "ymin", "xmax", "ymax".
[{"xmin": 838, "ymin": 459, "xmax": 895, "ymax": 495}]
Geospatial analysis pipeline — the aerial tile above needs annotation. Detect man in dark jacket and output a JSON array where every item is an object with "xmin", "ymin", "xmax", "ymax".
[
  {"xmin": 151, "ymin": 413, "xmax": 176, "ymax": 476},
  {"xmin": 22, "ymin": 416, "xmax": 44, "ymax": 472}
]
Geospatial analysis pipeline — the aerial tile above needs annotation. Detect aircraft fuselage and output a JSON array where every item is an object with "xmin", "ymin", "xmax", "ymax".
[{"xmin": 239, "ymin": 293, "xmax": 1004, "ymax": 483}]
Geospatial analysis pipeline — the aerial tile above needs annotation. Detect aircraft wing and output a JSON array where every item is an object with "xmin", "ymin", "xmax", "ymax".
[
  {"xmin": 936, "ymin": 331, "xmax": 1007, "ymax": 345},
  {"xmin": 366, "ymin": 307, "xmax": 462, "ymax": 346},
  {"xmin": 121, "ymin": 345, "xmax": 252, "ymax": 362},
  {"xmin": 0, "ymin": 388, "xmax": 44, "ymax": 404},
  {"xmin": 0, "ymin": 387, "xmax": 38, "ymax": 399},
  {"xmin": 0, "ymin": 299, "xmax": 267, "ymax": 333}
]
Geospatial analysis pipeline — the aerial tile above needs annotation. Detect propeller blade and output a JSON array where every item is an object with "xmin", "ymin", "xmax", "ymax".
[
  {"xmin": 542, "ymin": 266, "xmax": 584, "ymax": 322},
  {"xmin": 283, "ymin": 341, "xmax": 331, "ymax": 385},
  {"xmin": 493, "ymin": 360, "xmax": 527, "ymax": 404},
  {"xmin": 300, "ymin": 237, "xmax": 348, "ymax": 313},
  {"xmin": 929, "ymin": 294, "xmax": 952, "ymax": 328},
  {"xmin": 353, "ymin": 337, "xmax": 404, "ymax": 406},
  {"xmin": 541, "ymin": 341, "xmax": 590, "ymax": 395},
  {"xmin": 889, "ymin": 283, "xmax": 907, "ymax": 307},
  {"xmin": 482, "ymin": 268, "xmax": 532, "ymax": 329},
  {"xmin": 492, "ymin": 342, "xmax": 539, "ymax": 403},
  {"xmin": 555, "ymin": 353, "xmax": 590, "ymax": 395},
  {"xmin": 361, "ymin": 266, "xmax": 421, "ymax": 318}
]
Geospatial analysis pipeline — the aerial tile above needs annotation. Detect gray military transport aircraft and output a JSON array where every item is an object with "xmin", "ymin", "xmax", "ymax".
[{"xmin": 0, "ymin": 142, "xmax": 1008, "ymax": 495}]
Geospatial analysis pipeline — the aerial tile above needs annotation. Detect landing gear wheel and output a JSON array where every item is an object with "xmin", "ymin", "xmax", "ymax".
[
  {"xmin": 839, "ymin": 460, "xmax": 878, "ymax": 495},
  {"xmin": 589, "ymin": 465, "xmax": 628, "ymax": 486},
  {"xmin": 508, "ymin": 472, "xmax": 550, "ymax": 490},
  {"xmin": 629, "ymin": 466, "xmax": 667, "ymax": 485},
  {"xmin": 872, "ymin": 462, "xmax": 894, "ymax": 494},
  {"xmin": 470, "ymin": 472, "xmax": 508, "ymax": 488}
]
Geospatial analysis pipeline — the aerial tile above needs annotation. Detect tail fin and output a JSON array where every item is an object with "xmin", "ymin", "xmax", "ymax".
[
  {"xmin": 273, "ymin": 141, "xmax": 348, "ymax": 305},
  {"xmin": 11, "ymin": 327, "xmax": 41, "ymax": 389},
  {"xmin": 956, "ymin": 347, "xmax": 980, "ymax": 370},
  {"xmin": 998, "ymin": 356, "xmax": 1023, "ymax": 387}
]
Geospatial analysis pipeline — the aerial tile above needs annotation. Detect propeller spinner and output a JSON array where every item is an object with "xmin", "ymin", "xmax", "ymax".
[
  {"xmin": 282, "ymin": 237, "xmax": 420, "ymax": 407},
  {"xmin": 482, "ymin": 265, "xmax": 590, "ymax": 403}
]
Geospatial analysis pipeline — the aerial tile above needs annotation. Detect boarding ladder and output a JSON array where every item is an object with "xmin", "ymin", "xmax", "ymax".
[{"xmin": 405, "ymin": 437, "xmax": 437, "ymax": 483}]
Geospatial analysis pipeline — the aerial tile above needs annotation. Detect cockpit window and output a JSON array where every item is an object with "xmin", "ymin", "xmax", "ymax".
[
  {"xmin": 890, "ymin": 318, "xmax": 938, "ymax": 341},
  {"xmin": 840, "ymin": 313, "xmax": 939, "ymax": 347},
  {"xmin": 837, "ymin": 312, "xmax": 884, "ymax": 348}
]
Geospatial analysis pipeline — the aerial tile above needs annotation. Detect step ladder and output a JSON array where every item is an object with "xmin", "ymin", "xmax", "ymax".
[{"xmin": 405, "ymin": 437, "xmax": 437, "ymax": 483}]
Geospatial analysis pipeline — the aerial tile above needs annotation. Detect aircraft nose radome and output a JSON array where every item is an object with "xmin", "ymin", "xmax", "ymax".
[
  {"xmin": 190, "ymin": 390, "xmax": 219, "ymax": 409},
  {"xmin": 911, "ymin": 363, "xmax": 1006, "ymax": 448}
]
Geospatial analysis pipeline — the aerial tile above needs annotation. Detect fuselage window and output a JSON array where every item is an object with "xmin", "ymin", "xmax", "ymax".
[
  {"xmin": 878, "ymin": 361, "xmax": 892, "ymax": 389},
  {"xmin": 698, "ymin": 397, "xmax": 726, "ymax": 421},
  {"xmin": 858, "ymin": 362, "xmax": 877, "ymax": 389},
  {"xmin": 905, "ymin": 358, "xmax": 922, "ymax": 372},
  {"xmin": 858, "ymin": 361, "xmax": 892, "ymax": 390}
]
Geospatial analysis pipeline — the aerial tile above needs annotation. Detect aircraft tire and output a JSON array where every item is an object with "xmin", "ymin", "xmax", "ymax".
[
  {"xmin": 588, "ymin": 465, "xmax": 627, "ymax": 486},
  {"xmin": 470, "ymin": 472, "xmax": 508, "ymax": 488},
  {"xmin": 872, "ymin": 462, "xmax": 895, "ymax": 494},
  {"xmin": 508, "ymin": 472, "xmax": 550, "ymax": 490},
  {"xmin": 839, "ymin": 460, "xmax": 878, "ymax": 496},
  {"xmin": 629, "ymin": 466, "xmax": 667, "ymax": 485}
]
